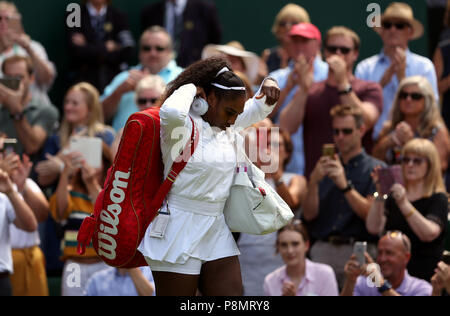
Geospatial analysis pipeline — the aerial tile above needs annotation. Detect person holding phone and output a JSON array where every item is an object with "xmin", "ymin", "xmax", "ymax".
[
  {"xmin": 372, "ymin": 76, "xmax": 450, "ymax": 172},
  {"xmin": 341, "ymin": 231, "xmax": 432, "ymax": 296},
  {"xmin": 367, "ymin": 138, "xmax": 448, "ymax": 281},
  {"xmin": 302, "ymin": 104, "xmax": 385, "ymax": 289},
  {"xmin": 0, "ymin": 55, "xmax": 59, "ymax": 159},
  {"xmin": 0, "ymin": 1, "xmax": 56, "ymax": 106}
]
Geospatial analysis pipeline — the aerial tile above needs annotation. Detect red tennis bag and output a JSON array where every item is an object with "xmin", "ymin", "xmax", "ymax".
[{"xmin": 77, "ymin": 107, "xmax": 197, "ymax": 268}]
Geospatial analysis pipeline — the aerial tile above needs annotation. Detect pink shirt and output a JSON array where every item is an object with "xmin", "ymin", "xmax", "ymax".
[{"xmin": 263, "ymin": 259, "xmax": 339, "ymax": 296}]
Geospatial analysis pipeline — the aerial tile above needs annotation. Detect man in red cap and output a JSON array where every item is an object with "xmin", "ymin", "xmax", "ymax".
[
  {"xmin": 269, "ymin": 22, "xmax": 329, "ymax": 176},
  {"xmin": 279, "ymin": 26, "xmax": 383, "ymax": 180}
]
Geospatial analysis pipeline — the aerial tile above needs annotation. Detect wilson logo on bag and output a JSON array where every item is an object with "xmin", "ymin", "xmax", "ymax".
[{"xmin": 76, "ymin": 107, "xmax": 197, "ymax": 268}]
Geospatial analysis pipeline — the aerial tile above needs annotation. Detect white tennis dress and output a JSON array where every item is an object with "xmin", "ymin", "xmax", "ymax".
[{"xmin": 138, "ymin": 83, "xmax": 275, "ymax": 266}]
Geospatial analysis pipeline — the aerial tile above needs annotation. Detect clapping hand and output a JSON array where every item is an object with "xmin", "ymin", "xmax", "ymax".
[
  {"xmin": 0, "ymin": 168, "xmax": 14, "ymax": 194},
  {"xmin": 394, "ymin": 121, "xmax": 413, "ymax": 145},
  {"xmin": 282, "ymin": 281, "xmax": 297, "ymax": 296}
]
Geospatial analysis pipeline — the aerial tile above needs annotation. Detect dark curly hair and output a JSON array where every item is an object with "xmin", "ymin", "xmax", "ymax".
[{"xmin": 163, "ymin": 56, "xmax": 246, "ymax": 102}]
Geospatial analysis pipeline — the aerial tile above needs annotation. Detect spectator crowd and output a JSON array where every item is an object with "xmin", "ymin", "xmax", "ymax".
[{"xmin": 0, "ymin": 0, "xmax": 449, "ymax": 297}]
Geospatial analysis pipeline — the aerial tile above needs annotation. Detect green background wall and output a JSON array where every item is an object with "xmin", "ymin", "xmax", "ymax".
[{"xmin": 13, "ymin": 0, "xmax": 430, "ymax": 109}]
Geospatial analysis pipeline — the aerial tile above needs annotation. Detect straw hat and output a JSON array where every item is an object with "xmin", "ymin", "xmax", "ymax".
[
  {"xmin": 373, "ymin": 2, "xmax": 424, "ymax": 40},
  {"xmin": 202, "ymin": 41, "xmax": 260, "ymax": 83}
]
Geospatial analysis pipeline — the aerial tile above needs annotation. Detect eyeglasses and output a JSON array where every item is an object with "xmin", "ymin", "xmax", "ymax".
[
  {"xmin": 382, "ymin": 21, "xmax": 410, "ymax": 30},
  {"xmin": 325, "ymin": 45, "xmax": 352, "ymax": 55},
  {"xmin": 137, "ymin": 98, "xmax": 159, "ymax": 106},
  {"xmin": 332, "ymin": 128, "xmax": 354, "ymax": 136},
  {"xmin": 401, "ymin": 156, "xmax": 427, "ymax": 166},
  {"xmin": 398, "ymin": 91, "xmax": 424, "ymax": 101},
  {"xmin": 141, "ymin": 45, "xmax": 166, "ymax": 53}
]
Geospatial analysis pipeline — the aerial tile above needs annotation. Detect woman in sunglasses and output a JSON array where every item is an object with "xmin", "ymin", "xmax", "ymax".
[
  {"xmin": 373, "ymin": 76, "xmax": 450, "ymax": 172},
  {"xmin": 367, "ymin": 138, "xmax": 448, "ymax": 281}
]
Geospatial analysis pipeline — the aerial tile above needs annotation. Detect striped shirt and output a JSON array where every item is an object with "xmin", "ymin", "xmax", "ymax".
[{"xmin": 49, "ymin": 191, "xmax": 97, "ymax": 260}]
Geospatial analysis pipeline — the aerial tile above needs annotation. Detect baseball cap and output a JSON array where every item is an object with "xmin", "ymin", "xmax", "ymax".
[{"xmin": 289, "ymin": 23, "xmax": 322, "ymax": 42}]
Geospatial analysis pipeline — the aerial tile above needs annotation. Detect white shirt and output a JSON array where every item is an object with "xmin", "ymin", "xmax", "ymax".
[
  {"xmin": 9, "ymin": 179, "xmax": 42, "ymax": 249},
  {"xmin": 0, "ymin": 193, "xmax": 15, "ymax": 273}
]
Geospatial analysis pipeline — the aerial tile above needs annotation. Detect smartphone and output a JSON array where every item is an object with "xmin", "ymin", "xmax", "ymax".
[
  {"xmin": 0, "ymin": 77, "xmax": 21, "ymax": 90},
  {"xmin": 1, "ymin": 138, "xmax": 18, "ymax": 155},
  {"xmin": 322, "ymin": 144, "xmax": 335, "ymax": 159},
  {"xmin": 353, "ymin": 241, "xmax": 367, "ymax": 266},
  {"xmin": 443, "ymin": 251, "xmax": 450, "ymax": 265},
  {"xmin": 378, "ymin": 165, "xmax": 404, "ymax": 195}
]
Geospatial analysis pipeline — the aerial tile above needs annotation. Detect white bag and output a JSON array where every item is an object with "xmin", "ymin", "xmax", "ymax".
[{"xmin": 223, "ymin": 155, "xmax": 294, "ymax": 235}]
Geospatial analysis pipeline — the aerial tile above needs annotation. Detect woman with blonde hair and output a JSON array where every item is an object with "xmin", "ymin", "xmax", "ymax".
[
  {"xmin": 262, "ymin": 3, "xmax": 310, "ymax": 73},
  {"xmin": 36, "ymin": 82, "xmax": 115, "ymax": 187},
  {"xmin": 373, "ymin": 76, "xmax": 450, "ymax": 171},
  {"xmin": 367, "ymin": 138, "xmax": 448, "ymax": 281}
]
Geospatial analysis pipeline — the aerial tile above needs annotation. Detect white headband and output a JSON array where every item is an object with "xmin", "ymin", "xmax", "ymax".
[
  {"xmin": 212, "ymin": 67, "xmax": 246, "ymax": 91},
  {"xmin": 215, "ymin": 67, "xmax": 230, "ymax": 77},
  {"xmin": 211, "ymin": 83, "xmax": 246, "ymax": 91}
]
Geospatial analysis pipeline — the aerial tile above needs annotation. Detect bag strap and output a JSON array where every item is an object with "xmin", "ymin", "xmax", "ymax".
[{"xmin": 149, "ymin": 116, "xmax": 199, "ymax": 211}]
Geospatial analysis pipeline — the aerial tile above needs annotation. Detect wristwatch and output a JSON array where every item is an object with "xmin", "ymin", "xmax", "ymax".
[
  {"xmin": 10, "ymin": 111, "xmax": 25, "ymax": 121},
  {"xmin": 338, "ymin": 84, "xmax": 352, "ymax": 95},
  {"xmin": 378, "ymin": 280, "xmax": 392, "ymax": 293},
  {"xmin": 340, "ymin": 180, "xmax": 354, "ymax": 193}
]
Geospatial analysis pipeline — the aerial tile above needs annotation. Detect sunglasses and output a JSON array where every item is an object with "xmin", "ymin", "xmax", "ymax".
[
  {"xmin": 137, "ymin": 97, "xmax": 158, "ymax": 105},
  {"xmin": 141, "ymin": 45, "xmax": 166, "ymax": 52},
  {"xmin": 401, "ymin": 156, "xmax": 427, "ymax": 166},
  {"xmin": 398, "ymin": 91, "xmax": 424, "ymax": 101},
  {"xmin": 325, "ymin": 45, "xmax": 352, "ymax": 55},
  {"xmin": 382, "ymin": 21, "xmax": 410, "ymax": 30},
  {"xmin": 333, "ymin": 128, "xmax": 354, "ymax": 136}
]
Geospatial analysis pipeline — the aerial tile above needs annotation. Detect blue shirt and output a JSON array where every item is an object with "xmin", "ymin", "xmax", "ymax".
[
  {"xmin": 355, "ymin": 49, "xmax": 439, "ymax": 139},
  {"xmin": 269, "ymin": 56, "xmax": 329, "ymax": 175},
  {"xmin": 84, "ymin": 267, "xmax": 155, "ymax": 296},
  {"xmin": 101, "ymin": 60, "xmax": 183, "ymax": 131},
  {"xmin": 354, "ymin": 271, "xmax": 432, "ymax": 296}
]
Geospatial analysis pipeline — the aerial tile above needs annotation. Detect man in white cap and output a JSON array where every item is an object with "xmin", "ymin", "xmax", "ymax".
[{"xmin": 355, "ymin": 2, "xmax": 439, "ymax": 140}]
